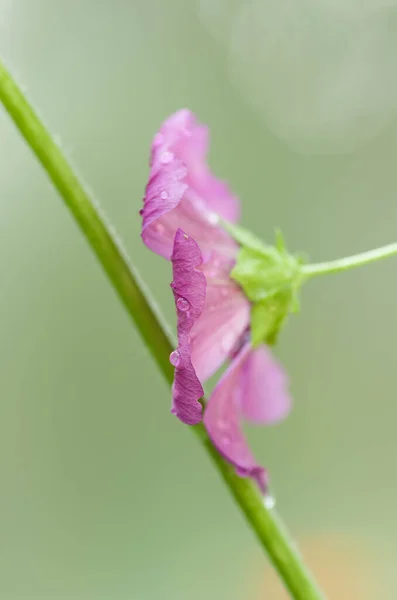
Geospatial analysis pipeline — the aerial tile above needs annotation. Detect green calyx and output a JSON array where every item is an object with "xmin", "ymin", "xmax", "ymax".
[
  {"xmin": 223, "ymin": 219, "xmax": 397, "ymax": 346},
  {"xmin": 222, "ymin": 221, "xmax": 304, "ymax": 346}
]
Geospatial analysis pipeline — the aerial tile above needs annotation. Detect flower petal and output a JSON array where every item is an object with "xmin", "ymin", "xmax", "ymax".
[
  {"xmin": 165, "ymin": 110, "xmax": 240, "ymax": 223},
  {"xmin": 170, "ymin": 335, "xmax": 204, "ymax": 425},
  {"xmin": 141, "ymin": 110, "xmax": 239, "ymax": 260},
  {"xmin": 203, "ymin": 343, "xmax": 291, "ymax": 491},
  {"xmin": 190, "ymin": 255, "xmax": 250, "ymax": 382},
  {"xmin": 240, "ymin": 345, "xmax": 291, "ymax": 424},
  {"xmin": 169, "ymin": 229, "xmax": 206, "ymax": 425}
]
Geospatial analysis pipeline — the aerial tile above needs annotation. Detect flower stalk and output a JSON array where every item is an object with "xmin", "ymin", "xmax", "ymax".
[{"xmin": 302, "ymin": 242, "xmax": 397, "ymax": 278}]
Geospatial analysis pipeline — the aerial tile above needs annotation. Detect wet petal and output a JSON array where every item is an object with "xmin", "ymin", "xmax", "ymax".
[
  {"xmin": 153, "ymin": 110, "xmax": 240, "ymax": 223},
  {"xmin": 170, "ymin": 337, "xmax": 204, "ymax": 426},
  {"xmin": 140, "ymin": 156, "xmax": 188, "ymax": 258},
  {"xmin": 203, "ymin": 343, "xmax": 291, "ymax": 491},
  {"xmin": 170, "ymin": 229, "xmax": 206, "ymax": 424},
  {"xmin": 141, "ymin": 110, "xmax": 239, "ymax": 260}
]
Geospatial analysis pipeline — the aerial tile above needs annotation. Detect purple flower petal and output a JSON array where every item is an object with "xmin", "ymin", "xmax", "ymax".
[
  {"xmin": 240, "ymin": 345, "xmax": 291, "ymax": 424},
  {"xmin": 141, "ymin": 110, "xmax": 239, "ymax": 260},
  {"xmin": 166, "ymin": 110, "xmax": 240, "ymax": 224},
  {"xmin": 170, "ymin": 229, "xmax": 206, "ymax": 424},
  {"xmin": 203, "ymin": 343, "xmax": 291, "ymax": 492},
  {"xmin": 190, "ymin": 255, "xmax": 250, "ymax": 382},
  {"xmin": 170, "ymin": 229, "xmax": 250, "ymax": 415}
]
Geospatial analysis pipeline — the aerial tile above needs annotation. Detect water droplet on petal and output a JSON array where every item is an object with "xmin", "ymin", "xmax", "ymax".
[
  {"xmin": 160, "ymin": 190, "xmax": 168, "ymax": 200},
  {"xmin": 207, "ymin": 212, "xmax": 219, "ymax": 225},
  {"xmin": 154, "ymin": 223, "xmax": 165, "ymax": 234},
  {"xmin": 176, "ymin": 297, "xmax": 190, "ymax": 312},
  {"xmin": 160, "ymin": 151, "xmax": 174, "ymax": 164},
  {"xmin": 169, "ymin": 350, "xmax": 181, "ymax": 367}
]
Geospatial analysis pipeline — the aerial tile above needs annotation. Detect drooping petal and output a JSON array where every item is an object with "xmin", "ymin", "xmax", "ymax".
[
  {"xmin": 141, "ymin": 109, "xmax": 240, "ymax": 260},
  {"xmin": 169, "ymin": 229, "xmax": 206, "ymax": 425},
  {"xmin": 203, "ymin": 343, "xmax": 291, "ymax": 491},
  {"xmin": 239, "ymin": 345, "xmax": 291, "ymax": 424}
]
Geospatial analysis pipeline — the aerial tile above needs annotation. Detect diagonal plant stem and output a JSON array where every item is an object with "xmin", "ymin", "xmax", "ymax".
[{"xmin": 0, "ymin": 58, "xmax": 325, "ymax": 600}]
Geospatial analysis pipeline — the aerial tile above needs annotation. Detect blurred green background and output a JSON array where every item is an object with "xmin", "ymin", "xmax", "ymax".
[{"xmin": 1, "ymin": 0, "xmax": 397, "ymax": 597}]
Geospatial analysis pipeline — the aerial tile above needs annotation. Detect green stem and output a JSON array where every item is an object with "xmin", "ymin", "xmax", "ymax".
[
  {"xmin": 303, "ymin": 242, "xmax": 397, "ymax": 278},
  {"xmin": 0, "ymin": 58, "xmax": 325, "ymax": 600}
]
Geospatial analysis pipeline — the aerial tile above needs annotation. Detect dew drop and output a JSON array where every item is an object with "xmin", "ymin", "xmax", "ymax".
[
  {"xmin": 160, "ymin": 151, "xmax": 174, "ymax": 164},
  {"xmin": 176, "ymin": 297, "xmax": 190, "ymax": 312},
  {"xmin": 207, "ymin": 211, "xmax": 219, "ymax": 225},
  {"xmin": 169, "ymin": 350, "xmax": 181, "ymax": 367},
  {"xmin": 160, "ymin": 190, "xmax": 168, "ymax": 200},
  {"xmin": 154, "ymin": 223, "xmax": 165, "ymax": 234},
  {"xmin": 263, "ymin": 494, "xmax": 276, "ymax": 510}
]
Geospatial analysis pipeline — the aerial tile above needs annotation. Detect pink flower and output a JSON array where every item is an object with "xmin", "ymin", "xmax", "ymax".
[{"xmin": 141, "ymin": 110, "xmax": 291, "ymax": 491}]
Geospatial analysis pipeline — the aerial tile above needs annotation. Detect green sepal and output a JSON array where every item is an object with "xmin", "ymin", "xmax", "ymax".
[
  {"xmin": 223, "ymin": 221, "xmax": 304, "ymax": 345},
  {"xmin": 230, "ymin": 241, "xmax": 301, "ymax": 304},
  {"xmin": 251, "ymin": 300, "xmax": 276, "ymax": 346},
  {"xmin": 251, "ymin": 289, "xmax": 296, "ymax": 347},
  {"xmin": 231, "ymin": 247, "xmax": 288, "ymax": 302}
]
